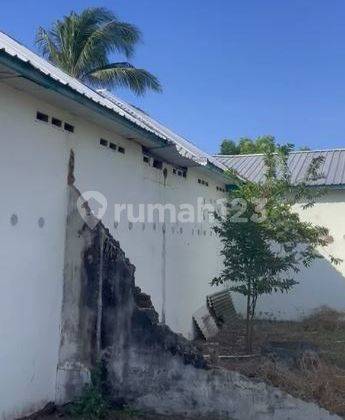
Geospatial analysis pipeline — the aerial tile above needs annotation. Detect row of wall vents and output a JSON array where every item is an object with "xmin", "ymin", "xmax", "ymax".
[
  {"xmin": 36, "ymin": 111, "xmax": 74, "ymax": 133},
  {"xmin": 142, "ymin": 154, "xmax": 163, "ymax": 169},
  {"xmin": 216, "ymin": 186, "xmax": 226, "ymax": 193},
  {"xmin": 100, "ymin": 141, "xmax": 224, "ymax": 189},
  {"xmin": 198, "ymin": 178, "xmax": 209, "ymax": 187},
  {"xmin": 172, "ymin": 168, "xmax": 187, "ymax": 178},
  {"xmin": 100, "ymin": 138, "xmax": 125, "ymax": 154},
  {"xmin": 142, "ymin": 152, "xmax": 188, "ymax": 179},
  {"xmin": 35, "ymin": 114, "xmax": 224, "ymax": 190}
]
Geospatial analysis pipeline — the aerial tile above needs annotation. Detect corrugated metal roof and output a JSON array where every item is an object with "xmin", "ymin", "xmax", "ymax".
[
  {"xmin": 0, "ymin": 31, "xmax": 227, "ymax": 172},
  {"xmin": 215, "ymin": 149, "xmax": 345, "ymax": 186}
]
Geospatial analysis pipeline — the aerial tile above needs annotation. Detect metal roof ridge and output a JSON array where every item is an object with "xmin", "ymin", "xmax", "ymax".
[{"xmin": 214, "ymin": 148, "xmax": 345, "ymax": 158}]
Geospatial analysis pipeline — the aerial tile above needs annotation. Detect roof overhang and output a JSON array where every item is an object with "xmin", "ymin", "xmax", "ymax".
[{"xmin": 0, "ymin": 47, "xmax": 238, "ymax": 186}]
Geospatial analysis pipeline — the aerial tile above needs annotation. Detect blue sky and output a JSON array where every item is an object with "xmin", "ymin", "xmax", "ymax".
[{"xmin": 1, "ymin": 0, "xmax": 345, "ymax": 153}]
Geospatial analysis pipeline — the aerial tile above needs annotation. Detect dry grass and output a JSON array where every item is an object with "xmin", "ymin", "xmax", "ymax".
[
  {"xmin": 258, "ymin": 358, "xmax": 345, "ymax": 416},
  {"xmin": 197, "ymin": 307, "xmax": 345, "ymax": 418},
  {"xmin": 303, "ymin": 306, "xmax": 345, "ymax": 332}
]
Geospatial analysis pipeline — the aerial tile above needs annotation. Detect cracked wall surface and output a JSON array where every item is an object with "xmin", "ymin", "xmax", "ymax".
[{"xmin": 57, "ymin": 185, "xmax": 339, "ymax": 420}]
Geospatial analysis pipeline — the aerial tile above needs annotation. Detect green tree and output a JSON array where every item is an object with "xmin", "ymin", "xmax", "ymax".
[
  {"xmin": 220, "ymin": 139, "xmax": 239, "ymax": 155},
  {"xmin": 213, "ymin": 142, "xmax": 341, "ymax": 352},
  {"xmin": 36, "ymin": 7, "xmax": 161, "ymax": 95},
  {"xmin": 219, "ymin": 136, "xmax": 294, "ymax": 155}
]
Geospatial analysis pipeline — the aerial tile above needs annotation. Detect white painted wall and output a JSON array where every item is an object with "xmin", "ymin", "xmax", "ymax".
[
  {"xmin": 0, "ymin": 83, "xmax": 68, "ymax": 419},
  {"xmin": 0, "ymin": 80, "xmax": 225, "ymax": 417},
  {"xmin": 68, "ymin": 119, "xmax": 226, "ymax": 336},
  {"xmin": 2, "ymin": 74, "xmax": 344, "ymax": 419},
  {"xmin": 232, "ymin": 191, "xmax": 345, "ymax": 320}
]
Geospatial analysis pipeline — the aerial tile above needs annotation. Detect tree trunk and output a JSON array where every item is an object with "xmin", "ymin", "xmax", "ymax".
[
  {"xmin": 247, "ymin": 294, "xmax": 257, "ymax": 354},
  {"xmin": 245, "ymin": 280, "xmax": 251, "ymax": 353}
]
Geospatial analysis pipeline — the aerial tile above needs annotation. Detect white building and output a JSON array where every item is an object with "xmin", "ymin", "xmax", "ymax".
[
  {"xmin": 0, "ymin": 32, "xmax": 235, "ymax": 419},
  {"xmin": 216, "ymin": 151, "xmax": 345, "ymax": 320},
  {"xmin": 0, "ymin": 31, "xmax": 344, "ymax": 419}
]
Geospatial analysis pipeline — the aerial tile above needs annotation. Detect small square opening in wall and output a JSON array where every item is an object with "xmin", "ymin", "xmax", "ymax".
[
  {"xmin": 172, "ymin": 168, "xmax": 177, "ymax": 174},
  {"xmin": 100, "ymin": 138, "xmax": 108, "ymax": 147},
  {"xmin": 52, "ymin": 117, "xmax": 62, "ymax": 128},
  {"xmin": 143, "ymin": 156, "xmax": 150, "ymax": 164},
  {"xmin": 153, "ymin": 159, "xmax": 163, "ymax": 169},
  {"xmin": 64, "ymin": 122, "xmax": 74, "ymax": 133},
  {"xmin": 118, "ymin": 146, "xmax": 125, "ymax": 154},
  {"xmin": 109, "ymin": 142, "xmax": 117, "ymax": 151},
  {"xmin": 36, "ymin": 111, "xmax": 49, "ymax": 123}
]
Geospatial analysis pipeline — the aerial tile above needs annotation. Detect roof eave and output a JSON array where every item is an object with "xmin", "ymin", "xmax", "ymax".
[{"xmin": 0, "ymin": 50, "xmax": 234, "ymax": 183}]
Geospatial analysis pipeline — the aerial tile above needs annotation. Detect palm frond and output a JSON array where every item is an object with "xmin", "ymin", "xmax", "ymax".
[
  {"xmin": 85, "ymin": 62, "xmax": 162, "ymax": 95},
  {"xmin": 75, "ymin": 20, "xmax": 141, "ymax": 77},
  {"xmin": 36, "ymin": 27, "xmax": 61, "ymax": 63},
  {"xmin": 35, "ymin": 7, "xmax": 161, "ymax": 94}
]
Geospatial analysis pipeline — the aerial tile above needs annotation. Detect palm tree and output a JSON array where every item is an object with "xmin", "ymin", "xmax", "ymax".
[{"xmin": 36, "ymin": 7, "xmax": 161, "ymax": 95}]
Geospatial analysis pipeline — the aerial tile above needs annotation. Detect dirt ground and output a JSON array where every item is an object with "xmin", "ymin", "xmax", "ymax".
[
  {"xmin": 195, "ymin": 307, "xmax": 345, "ymax": 418},
  {"xmin": 33, "ymin": 307, "xmax": 345, "ymax": 419},
  {"xmin": 36, "ymin": 411, "xmax": 213, "ymax": 420}
]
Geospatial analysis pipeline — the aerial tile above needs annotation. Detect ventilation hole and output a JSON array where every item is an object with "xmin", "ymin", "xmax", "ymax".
[
  {"xmin": 180, "ymin": 227, "xmax": 183, "ymax": 234},
  {"xmin": 153, "ymin": 223, "xmax": 157, "ymax": 231},
  {"xmin": 36, "ymin": 111, "xmax": 49, "ymax": 123},
  {"xmin": 38, "ymin": 217, "xmax": 45, "ymax": 228},
  {"xmin": 64, "ymin": 122, "xmax": 74, "ymax": 133},
  {"xmin": 10, "ymin": 213, "xmax": 18, "ymax": 226},
  {"xmin": 100, "ymin": 138, "xmax": 108, "ymax": 147},
  {"xmin": 162, "ymin": 224, "xmax": 166, "ymax": 233},
  {"xmin": 178, "ymin": 170, "xmax": 182, "ymax": 176},
  {"xmin": 143, "ymin": 156, "xmax": 150, "ymax": 164},
  {"xmin": 173, "ymin": 168, "xmax": 177, "ymax": 174},
  {"xmin": 52, "ymin": 117, "xmax": 62, "ymax": 127},
  {"xmin": 192, "ymin": 229, "xmax": 194, "ymax": 235},
  {"xmin": 109, "ymin": 142, "xmax": 117, "ymax": 151},
  {"xmin": 128, "ymin": 222, "xmax": 133, "ymax": 230},
  {"xmin": 118, "ymin": 146, "xmax": 125, "ymax": 154},
  {"xmin": 153, "ymin": 159, "xmax": 163, "ymax": 170},
  {"xmin": 198, "ymin": 229, "xmax": 201, "ymax": 235},
  {"xmin": 198, "ymin": 179, "xmax": 202, "ymax": 184},
  {"xmin": 182, "ymin": 172, "xmax": 187, "ymax": 178},
  {"xmin": 204, "ymin": 230, "xmax": 207, "ymax": 236},
  {"xmin": 114, "ymin": 222, "xmax": 119, "ymax": 229}
]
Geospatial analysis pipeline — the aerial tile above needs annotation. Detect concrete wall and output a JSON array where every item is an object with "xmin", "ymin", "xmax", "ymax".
[
  {"xmin": 0, "ymin": 83, "xmax": 68, "ymax": 419},
  {"xmin": 232, "ymin": 190, "xmax": 345, "ymax": 320},
  {"xmin": 67, "ymin": 110, "xmax": 226, "ymax": 337},
  {"xmin": 1, "ymin": 74, "xmax": 345, "ymax": 418},
  {"xmin": 58, "ymin": 186, "xmax": 339, "ymax": 420},
  {"xmin": 0, "ymin": 80, "xmax": 225, "ymax": 418},
  {"xmin": 1, "ymin": 77, "xmax": 227, "ymax": 338}
]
